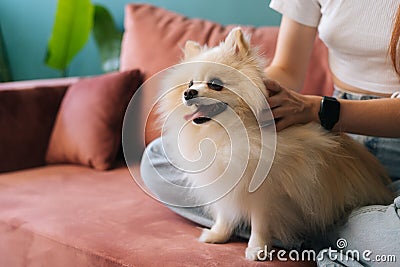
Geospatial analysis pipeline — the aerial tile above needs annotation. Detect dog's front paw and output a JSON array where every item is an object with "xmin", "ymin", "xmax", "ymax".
[
  {"xmin": 198, "ymin": 228, "xmax": 229, "ymax": 244},
  {"xmin": 245, "ymin": 246, "xmax": 265, "ymax": 261}
]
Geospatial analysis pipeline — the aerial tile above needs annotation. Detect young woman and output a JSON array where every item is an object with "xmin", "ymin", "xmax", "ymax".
[
  {"xmin": 266, "ymin": 1, "xmax": 400, "ymax": 178},
  {"xmin": 265, "ymin": 1, "xmax": 400, "ymax": 265}
]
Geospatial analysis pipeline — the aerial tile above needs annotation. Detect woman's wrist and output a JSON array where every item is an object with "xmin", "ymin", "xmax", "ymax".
[{"xmin": 307, "ymin": 95, "xmax": 323, "ymax": 124}]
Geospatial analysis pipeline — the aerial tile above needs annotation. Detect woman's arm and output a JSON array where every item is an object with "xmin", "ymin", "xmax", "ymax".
[
  {"xmin": 267, "ymin": 81, "xmax": 400, "ymax": 137},
  {"xmin": 334, "ymin": 98, "xmax": 400, "ymax": 137},
  {"xmin": 264, "ymin": 16, "xmax": 318, "ymax": 90}
]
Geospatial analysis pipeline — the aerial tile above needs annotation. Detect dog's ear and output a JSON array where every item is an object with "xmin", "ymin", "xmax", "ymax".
[
  {"xmin": 225, "ymin": 27, "xmax": 250, "ymax": 55},
  {"xmin": 184, "ymin": 40, "xmax": 202, "ymax": 59}
]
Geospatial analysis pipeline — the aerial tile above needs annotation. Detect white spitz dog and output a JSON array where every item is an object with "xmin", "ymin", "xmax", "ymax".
[{"xmin": 157, "ymin": 28, "xmax": 393, "ymax": 260}]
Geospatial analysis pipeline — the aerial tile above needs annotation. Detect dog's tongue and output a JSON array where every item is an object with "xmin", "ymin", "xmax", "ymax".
[
  {"xmin": 184, "ymin": 108, "xmax": 205, "ymax": 121},
  {"xmin": 184, "ymin": 105, "xmax": 212, "ymax": 121},
  {"xmin": 184, "ymin": 103, "xmax": 227, "ymax": 121}
]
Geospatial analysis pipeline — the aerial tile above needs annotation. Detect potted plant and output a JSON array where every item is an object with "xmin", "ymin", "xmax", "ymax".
[{"xmin": 45, "ymin": 0, "xmax": 122, "ymax": 76}]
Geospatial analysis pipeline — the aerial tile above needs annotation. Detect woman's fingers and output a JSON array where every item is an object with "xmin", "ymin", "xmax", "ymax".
[
  {"xmin": 264, "ymin": 79, "xmax": 321, "ymax": 131},
  {"xmin": 264, "ymin": 79, "xmax": 283, "ymax": 94},
  {"xmin": 265, "ymin": 82, "xmax": 288, "ymax": 108},
  {"xmin": 266, "ymin": 94, "xmax": 282, "ymax": 109},
  {"xmin": 275, "ymin": 118, "xmax": 292, "ymax": 132},
  {"xmin": 271, "ymin": 105, "xmax": 304, "ymax": 123},
  {"xmin": 270, "ymin": 106, "xmax": 287, "ymax": 119},
  {"xmin": 267, "ymin": 90, "xmax": 301, "ymax": 114},
  {"xmin": 273, "ymin": 108, "xmax": 303, "ymax": 131}
]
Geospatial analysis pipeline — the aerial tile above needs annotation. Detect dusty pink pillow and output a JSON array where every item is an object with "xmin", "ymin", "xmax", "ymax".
[
  {"xmin": 120, "ymin": 4, "xmax": 333, "ymax": 145},
  {"xmin": 120, "ymin": 4, "xmax": 280, "ymax": 80},
  {"xmin": 120, "ymin": 3, "xmax": 332, "ymax": 94},
  {"xmin": 46, "ymin": 70, "xmax": 142, "ymax": 170}
]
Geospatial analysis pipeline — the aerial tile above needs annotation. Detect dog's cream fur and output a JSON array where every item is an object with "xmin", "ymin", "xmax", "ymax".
[{"xmin": 158, "ymin": 28, "xmax": 394, "ymax": 260}]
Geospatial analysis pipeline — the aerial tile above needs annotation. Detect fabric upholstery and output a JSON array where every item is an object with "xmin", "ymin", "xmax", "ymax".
[
  {"xmin": 120, "ymin": 4, "xmax": 333, "ymax": 145},
  {"xmin": 0, "ymin": 85, "xmax": 68, "ymax": 173},
  {"xmin": 0, "ymin": 164, "xmax": 315, "ymax": 267},
  {"xmin": 45, "ymin": 70, "xmax": 142, "ymax": 170}
]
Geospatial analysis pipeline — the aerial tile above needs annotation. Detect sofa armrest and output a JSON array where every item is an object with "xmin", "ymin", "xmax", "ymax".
[
  {"xmin": 0, "ymin": 77, "xmax": 79, "ymax": 91},
  {"xmin": 0, "ymin": 78, "xmax": 77, "ymax": 173}
]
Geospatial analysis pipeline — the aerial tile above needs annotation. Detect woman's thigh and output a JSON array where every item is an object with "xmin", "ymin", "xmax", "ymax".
[
  {"xmin": 140, "ymin": 138, "xmax": 214, "ymax": 227},
  {"xmin": 317, "ymin": 197, "xmax": 400, "ymax": 266}
]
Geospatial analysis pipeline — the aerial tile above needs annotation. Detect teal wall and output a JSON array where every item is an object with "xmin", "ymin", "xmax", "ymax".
[{"xmin": 0, "ymin": 0, "xmax": 281, "ymax": 81}]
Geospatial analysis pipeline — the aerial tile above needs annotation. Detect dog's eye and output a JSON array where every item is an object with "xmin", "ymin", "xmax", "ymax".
[
  {"xmin": 188, "ymin": 80, "xmax": 194, "ymax": 88},
  {"xmin": 207, "ymin": 78, "xmax": 224, "ymax": 91}
]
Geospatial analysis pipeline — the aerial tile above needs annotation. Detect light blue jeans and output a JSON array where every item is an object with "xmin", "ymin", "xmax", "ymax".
[
  {"xmin": 333, "ymin": 89, "xmax": 400, "ymax": 181},
  {"xmin": 140, "ymin": 89, "xmax": 400, "ymax": 265}
]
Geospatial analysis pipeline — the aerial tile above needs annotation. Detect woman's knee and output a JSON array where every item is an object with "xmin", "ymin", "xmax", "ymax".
[{"xmin": 140, "ymin": 138, "xmax": 190, "ymax": 205}]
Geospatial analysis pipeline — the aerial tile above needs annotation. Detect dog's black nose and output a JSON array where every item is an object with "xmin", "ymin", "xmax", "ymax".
[{"xmin": 184, "ymin": 89, "xmax": 198, "ymax": 100}]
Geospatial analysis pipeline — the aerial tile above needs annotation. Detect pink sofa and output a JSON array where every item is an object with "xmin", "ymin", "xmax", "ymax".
[{"xmin": 0, "ymin": 4, "xmax": 333, "ymax": 266}]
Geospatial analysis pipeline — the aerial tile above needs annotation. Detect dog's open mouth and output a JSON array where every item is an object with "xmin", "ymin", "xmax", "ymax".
[{"xmin": 184, "ymin": 102, "xmax": 227, "ymax": 124}]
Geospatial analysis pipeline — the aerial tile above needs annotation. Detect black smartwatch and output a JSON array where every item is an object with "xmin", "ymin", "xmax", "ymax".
[{"xmin": 318, "ymin": 96, "xmax": 340, "ymax": 130}]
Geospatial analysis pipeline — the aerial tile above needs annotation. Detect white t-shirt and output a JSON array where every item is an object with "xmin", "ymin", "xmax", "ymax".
[{"xmin": 269, "ymin": 0, "xmax": 400, "ymax": 95}]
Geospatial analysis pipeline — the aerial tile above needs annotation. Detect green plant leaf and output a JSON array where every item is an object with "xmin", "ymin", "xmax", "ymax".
[
  {"xmin": 0, "ymin": 23, "xmax": 12, "ymax": 82},
  {"xmin": 45, "ymin": 0, "xmax": 94, "ymax": 73},
  {"xmin": 93, "ymin": 4, "xmax": 122, "ymax": 72}
]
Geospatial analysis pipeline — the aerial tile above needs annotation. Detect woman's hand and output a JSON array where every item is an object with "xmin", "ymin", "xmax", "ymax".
[{"xmin": 264, "ymin": 79, "xmax": 322, "ymax": 131}]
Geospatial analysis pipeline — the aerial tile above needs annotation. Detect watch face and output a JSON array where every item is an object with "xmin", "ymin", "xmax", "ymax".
[{"xmin": 319, "ymin": 97, "xmax": 340, "ymax": 130}]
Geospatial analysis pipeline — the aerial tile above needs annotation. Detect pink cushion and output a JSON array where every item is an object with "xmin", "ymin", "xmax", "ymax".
[
  {"xmin": 0, "ymin": 86, "xmax": 67, "ymax": 173},
  {"xmin": 45, "ymin": 70, "xmax": 142, "ymax": 170},
  {"xmin": 120, "ymin": 4, "xmax": 280, "ymax": 80},
  {"xmin": 120, "ymin": 4, "xmax": 333, "ymax": 144}
]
